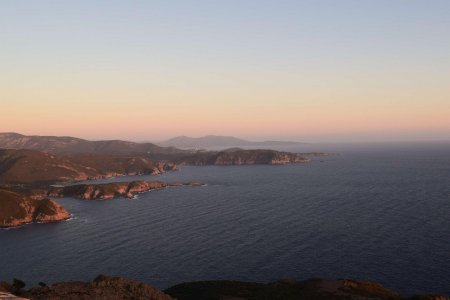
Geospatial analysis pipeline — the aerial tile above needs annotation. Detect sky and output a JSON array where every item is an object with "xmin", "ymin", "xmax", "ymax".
[{"xmin": 1, "ymin": 0, "xmax": 449, "ymax": 142}]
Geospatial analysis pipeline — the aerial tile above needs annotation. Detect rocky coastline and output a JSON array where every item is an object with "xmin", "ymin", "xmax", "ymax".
[
  {"xmin": 177, "ymin": 149, "xmax": 312, "ymax": 165},
  {"xmin": 0, "ymin": 136, "xmax": 318, "ymax": 229},
  {"xmin": 0, "ymin": 189, "xmax": 70, "ymax": 228},
  {"xmin": 44, "ymin": 180, "xmax": 204, "ymax": 200},
  {"xmin": 0, "ymin": 181, "xmax": 204, "ymax": 228}
]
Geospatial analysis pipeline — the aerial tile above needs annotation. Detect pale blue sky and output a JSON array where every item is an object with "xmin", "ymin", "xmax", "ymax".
[{"xmin": 1, "ymin": 1, "xmax": 449, "ymax": 141}]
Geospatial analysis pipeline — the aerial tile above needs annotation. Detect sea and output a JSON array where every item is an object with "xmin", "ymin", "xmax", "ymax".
[{"xmin": 1, "ymin": 142, "xmax": 449, "ymax": 296}]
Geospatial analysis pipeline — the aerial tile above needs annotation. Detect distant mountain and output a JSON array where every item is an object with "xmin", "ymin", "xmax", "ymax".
[
  {"xmin": 0, "ymin": 132, "xmax": 190, "ymax": 159},
  {"xmin": 158, "ymin": 135, "xmax": 303, "ymax": 149}
]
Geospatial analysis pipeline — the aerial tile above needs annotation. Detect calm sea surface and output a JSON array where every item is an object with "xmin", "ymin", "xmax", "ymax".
[{"xmin": 1, "ymin": 142, "xmax": 450, "ymax": 295}]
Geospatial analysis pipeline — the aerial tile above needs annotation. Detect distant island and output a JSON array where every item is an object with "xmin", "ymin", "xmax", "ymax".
[
  {"xmin": 0, "ymin": 133, "xmax": 318, "ymax": 228},
  {"xmin": 157, "ymin": 135, "xmax": 305, "ymax": 149}
]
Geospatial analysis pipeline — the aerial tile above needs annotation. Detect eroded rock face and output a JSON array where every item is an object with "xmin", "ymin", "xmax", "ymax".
[
  {"xmin": 43, "ymin": 181, "xmax": 202, "ymax": 200},
  {"xmin": 0, "ymin": 190, "xmax": 70, "ymax": 228},
  {"xmin": 24, "ymin": 275, "xmax": 174, "ymax": 300},
  {"xmin": 0, "ymin": 181, "xmax": 204, "ymax": 227},
  {"xmin": 178, "ymin": 149, "xmax": 310, "ymax": 166}
]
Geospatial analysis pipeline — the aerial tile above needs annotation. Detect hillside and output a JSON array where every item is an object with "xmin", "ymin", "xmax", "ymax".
[
  {"xmin": 0, "ymin": 149, "xmax": 176, "ymax": 185},
  {"xmin": 23, "ymin": 180, "xmax": 204, "ymax": 201},
  {"xmin": 0, "ymin": 133, "xmax": 315, "ymax": 170},
  {"xmin": 159, "ymin": 135, "xmax": 303, "ymax": 149},
  {"xmin": 0, "ymin": 134, "xmax": 315, "ymax": 229},
  {"xmin": 0, "ymin": 189, "xmax": 69, "ymax": 228},
  {"xmin": 176, "ymin": 149, "xmax": 310, "ymax": 165},
  {"xmin": 0, "ymin": 132, "xmax": 189, "ymax": 159}
]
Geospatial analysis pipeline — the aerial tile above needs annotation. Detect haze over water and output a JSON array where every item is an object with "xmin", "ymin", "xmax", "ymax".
[{"xmin": 1, "ymin": 143, "xmax": 449, "ymax": 296}]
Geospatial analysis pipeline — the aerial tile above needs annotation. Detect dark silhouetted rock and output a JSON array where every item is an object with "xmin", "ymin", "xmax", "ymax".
[{"xmin": 24, "ymin": 275, "xmax": 173, "ymax": 300}]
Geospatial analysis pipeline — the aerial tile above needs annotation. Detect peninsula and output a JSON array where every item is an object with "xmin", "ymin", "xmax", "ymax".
[{"xmin": 0, "ymin": 133, "xmax": 316, "ymax": 228}]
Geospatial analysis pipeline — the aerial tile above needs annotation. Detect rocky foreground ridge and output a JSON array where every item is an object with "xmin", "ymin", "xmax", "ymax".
[{"xmin": 0, "ymin": 275, "xmax": 447, "ymax": 300}]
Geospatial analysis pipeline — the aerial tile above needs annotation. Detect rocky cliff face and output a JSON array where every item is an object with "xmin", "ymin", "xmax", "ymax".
[
  {"xmin": 0, "ymin": 190, "xmax": 70, "ymax": 228},
  {"xmin": 43, "ymin": 181, "xmax": 201, "ymax": 200},
  {"xmin": 178, "ymin": 149, "xmax": 310, "ymax": 166},
  {"xmin": 0, "ymin": 181, "xmax": 203, "ymax": 227}
]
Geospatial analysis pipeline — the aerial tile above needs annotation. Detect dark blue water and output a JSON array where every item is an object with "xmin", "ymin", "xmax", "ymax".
[{"xmin": 1, "ymin": 142, "xmax": 450, "ymax": 296}]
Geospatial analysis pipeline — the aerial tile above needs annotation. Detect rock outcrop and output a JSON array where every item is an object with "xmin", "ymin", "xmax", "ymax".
[
  {"xmin": 165, "ymin": 278, "xmax": 449, "ymax": 300},
  {"xmin": 24, "ymin": 275, "xmax": 174, "ymax": 300},
  {"xmin": 178, "ymin": 149, "xmax": 310, "ymax": 165},
  {"xmin": 0, "ymin": 190, "xmax": 70, "ymax": 228},
  {"xmin": 43, "ymin": 181, "xmax": 203, "ymax": 200},
  {"xmin": 1, "ymin": 276, "xmax": 448, "ymax": 300},
  {"xmin": 0, "ymin": 181, "xmax": 204, "ymax": 227}
]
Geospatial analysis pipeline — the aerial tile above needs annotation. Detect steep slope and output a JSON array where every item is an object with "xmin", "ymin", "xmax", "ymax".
[
  {"xmin": 0, "ymin": 149, "xmax": 176, "ymax": 184},
  {"xmin": 0, "ymin": 149, "xmax": 96, "ymax": 184},
  {"xmin": 0, "ymin": 133, "xmax": 189, "ymax": 159},
  {"xmin": 1, "ymin": 180, "xmax": 202, "ymax": 228},
  {"xmin": 177, "ymin": 149, "xmax": 310, "ymax": 165},
  {"xmin": 0, "ymin": 189, "xmax": 69, "ymax": 228},
  {"xmin": 23, "ymin": 180, "xmax": 203, "ymax": 201}
]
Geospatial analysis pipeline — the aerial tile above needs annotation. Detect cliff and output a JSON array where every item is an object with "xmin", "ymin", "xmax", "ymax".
[
  {"xmin": 42, "ymin": 181, "xmax": 203, "ymax": 200},
  {"xmin": 1, "ymin": 276, "xmax": 447, "ymax": 300},
  {"xmin": 0, "ymin": 181, "xmax": 203, "ymax": 228},
  {"xmin": 177, "ymin": 149, "xmax": 310, "ymax": 165},
  {"xmin": 0, "ymin": 189, "xmax": 70, "ymax": 228}
]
